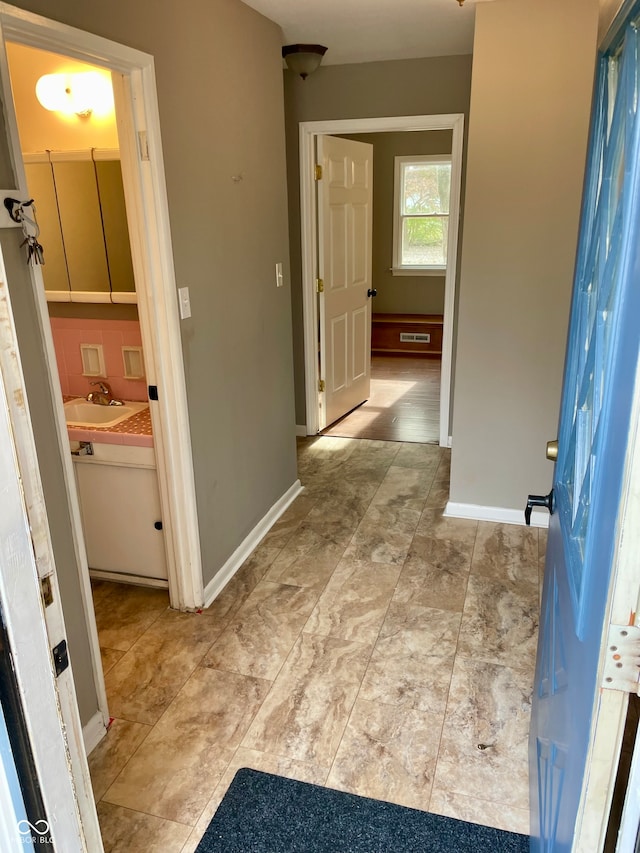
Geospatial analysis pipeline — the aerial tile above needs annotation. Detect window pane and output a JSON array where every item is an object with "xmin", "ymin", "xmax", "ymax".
[
  {"xmin": 401, "ymin": 216, "xmax": 448, "ymax": 266},
  {"xmin": 402, "ymin": 164, "xmax": 451, "ymax": 215}
]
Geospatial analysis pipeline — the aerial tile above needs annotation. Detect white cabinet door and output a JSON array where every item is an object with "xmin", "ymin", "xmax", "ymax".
[{"xmin": 74, "ymin": 457, "xmax": 168, "ymax": 581}]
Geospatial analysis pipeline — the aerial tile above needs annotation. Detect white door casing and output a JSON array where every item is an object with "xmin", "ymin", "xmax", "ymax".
[{"xmin": 317, "ymin": 135, "xmax": 373, "ymax": 429}]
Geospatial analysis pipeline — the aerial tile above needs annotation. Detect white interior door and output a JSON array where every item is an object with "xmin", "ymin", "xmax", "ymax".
[{"xmin": 317, "ymin": 135, "xmax": 373, "ymax": 429}]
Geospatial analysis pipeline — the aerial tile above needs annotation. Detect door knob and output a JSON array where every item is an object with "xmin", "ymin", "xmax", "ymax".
[
  {"xmin": 546, "ymin": 440, "xmax": 558, "ymax": 461},
  {"xmin": 525, "ymin": 490, "xmax": 554, "ymax": 526},
  {"xmin": 367, "ymin": 288, "xmax": 377, "ymax": 297}
]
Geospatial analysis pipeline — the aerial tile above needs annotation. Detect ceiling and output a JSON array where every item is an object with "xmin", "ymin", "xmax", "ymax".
[{"xmin": 242, "ymin": 0, "xmax": 485, "ymax": 66}]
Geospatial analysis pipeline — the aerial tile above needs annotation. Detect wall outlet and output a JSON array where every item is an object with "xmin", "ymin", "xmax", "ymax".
[
  {"xmin": 275, "ymin": 262, "xmax": 284, "ymax": 288},
  {"xmin": 178, "ymin": 286, "xmax": 191, "ymax": 319}
]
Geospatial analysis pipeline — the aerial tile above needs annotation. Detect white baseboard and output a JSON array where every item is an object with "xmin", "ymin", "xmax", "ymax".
[
  {"xmin": 203, "ymin": 479, "xmax": 303, "ymax": 608},
  {"xmin": 83, "ymin": 710, "xmax": 108, "ymax": 755},
  {"xmin": 445, "ymin": 500, "xmax": 550, "ymax": 528},
  {"xmin": 295, "ymin": 425, "xmax": 307, "ymax": 437},
  {"xmin": 88, "ymin": 569, "xmax": 169, "ymax": 589}
]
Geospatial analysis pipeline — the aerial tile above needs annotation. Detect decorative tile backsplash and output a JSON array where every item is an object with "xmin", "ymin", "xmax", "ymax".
[{"xmin": 50, "ymin": 318, "xmax": 148, "ymax": 402}]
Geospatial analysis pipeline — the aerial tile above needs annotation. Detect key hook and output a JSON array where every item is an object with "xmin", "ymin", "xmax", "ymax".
[{"xmin": 4, "ymin": 196, "xmax": 34, "ymax": 223}]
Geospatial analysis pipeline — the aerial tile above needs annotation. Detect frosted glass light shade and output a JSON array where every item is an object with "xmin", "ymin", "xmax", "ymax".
[
  {"xmin": 282, "ymin": 44, "xmax": 327, "ymax": 80},
  {"xmin": 35, "ymin": 72, "xmax": 114, "ymax": 117}
]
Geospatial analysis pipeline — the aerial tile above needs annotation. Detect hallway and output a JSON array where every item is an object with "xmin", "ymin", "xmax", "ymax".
[{"xmin": 88, "ymin": 437, "xmax": 542, "ymax": 852}]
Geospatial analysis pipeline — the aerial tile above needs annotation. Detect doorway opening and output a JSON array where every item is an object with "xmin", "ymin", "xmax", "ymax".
[
  {"xmin": 0, "ymin": 4, "xmax": 203, "ymax": 757},
  {"xmin": 299, "ymin": 114, "xmax": 464, "ymax": 448}
]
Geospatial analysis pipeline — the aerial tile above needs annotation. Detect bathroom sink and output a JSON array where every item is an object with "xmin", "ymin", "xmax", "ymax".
[{"xmin": 64, "ymin": 399, "xmax": 149, "ymax": 429}]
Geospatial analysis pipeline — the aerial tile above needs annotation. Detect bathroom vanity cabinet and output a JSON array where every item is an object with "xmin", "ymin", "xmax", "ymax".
[
  {"xmin": 72, "ymin": 443, "xmax": 167, "ymax": 583},
  {"xmin": 24, "ymin": 149, "xmax": 136, "ymax": 303}
]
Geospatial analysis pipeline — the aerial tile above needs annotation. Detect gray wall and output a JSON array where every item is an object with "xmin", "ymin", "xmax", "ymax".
[
  {"xmin": 283, "ymin": 54, "xmax": 473, "ymax": 425},
  {"xmin": 2, "ymin": 230, "xmax": 98, "ymax": 725},
  {"xmin": 340, "ymin": 130, "xmax": 452, "ymax": 315},
  {"xmin": 450, "ymin": 0, "xmax": 599, "ymax": 512},
  {"xmin": 6, "ymin": 0, "xmax": 297, "ymax": 722}
]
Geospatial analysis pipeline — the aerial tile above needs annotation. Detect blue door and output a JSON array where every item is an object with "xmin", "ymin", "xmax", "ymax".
[{"xmin": 530, "ymin": 4, "xmax": 640, "ymax": 851}]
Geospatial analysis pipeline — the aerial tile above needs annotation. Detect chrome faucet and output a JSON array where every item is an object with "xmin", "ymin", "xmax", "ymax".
[{"xmin": 86, "ymin": 380, "xmax": 124, "ymax": 406}]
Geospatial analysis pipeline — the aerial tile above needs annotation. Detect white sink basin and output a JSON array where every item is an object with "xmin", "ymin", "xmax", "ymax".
[{"xmin": 64, "ymin": 398, "xmax": 149, "ymax": 429}]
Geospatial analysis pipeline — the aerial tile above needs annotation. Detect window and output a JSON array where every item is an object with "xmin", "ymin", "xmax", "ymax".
[{"xmin": 393, "ymin": 155, "xmax": 452, "ymax": 275}]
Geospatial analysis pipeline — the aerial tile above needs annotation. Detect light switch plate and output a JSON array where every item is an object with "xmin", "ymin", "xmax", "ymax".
[
  {"xmin": 275, "ymin": 262, "xmax": 284, "ymax": 288},
  {"xmin": 178, "ymin": 286, "xmax": 191, "ymax": 319}
]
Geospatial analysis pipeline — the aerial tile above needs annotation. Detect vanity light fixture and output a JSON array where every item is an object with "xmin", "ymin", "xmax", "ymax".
[
  {"xmin": 282, "ymin": 44, "xmax": 327, "ymax": 80},
  {"xmin": 35, "ymin": 71, "xmax": 114, "ymax": 118}
]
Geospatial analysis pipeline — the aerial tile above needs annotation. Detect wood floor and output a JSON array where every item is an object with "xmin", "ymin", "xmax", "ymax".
[{"xmin": 322, "ymin": 355, "xmax": 440, "ymax": 444}]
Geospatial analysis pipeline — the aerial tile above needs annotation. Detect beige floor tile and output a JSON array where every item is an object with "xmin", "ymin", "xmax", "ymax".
[
  {"xmin": 415, "ymin": 508, "xmax": 478, "ymax": 549},
  {"xmin": 104, "ymin": 667, "xmax": 271, "ymax": 824},
  {"xmin": 100, "ymin": 647, "xmax": 125, "ymax": 675},
  {"xmin": 200, "ymin": 547, "xmax": 277, "ymax": 628},
  {"xmin": 433, "ymin": 656, "xmax": 532, "ymax": 812},
  {"xmin": 94, "ymin": 585, "xmax": 169, "ymax": 652},
  {"xmin": 370, "ymin": 466, "xmax": 433, "ymax": 511},
  {"xmin": 301, "ymin": 477, "xmax": 380, "ymax": 512},
  {"xmin": 88, "ymin": 718, "xmax": 152, "ymax": 801},
  {"xmin": 97, "ymin": 802, "xmax": 191, "ymax": 853},
  {"xmin": 395, "ymin": 535, "xmax": 471, "ymax": 612},
  {"xmin": 327, "ymin": 699, "xmax": 443, "ymax": 810},
  {"xmin": 424, "ymin": 481, "xmax": 450, "ymax": 509},
  {"xmin": 202, "ymin": 581, "xmax": 318, "ymax": 680},
  {"xmin": 264, "ymin": 527, "xmax": 346, "ymax": 589},
  {"xmin": 344, "ymin": 505, "xmax": 421, "ymax": 565},
  {"xmin": 429, "ymin": 788, "xmax": 530, "ymax": 836},
  {"xmin": 242, "ymin": 632, "xmax": 371, "ymax": 767},
  {"xmin": 457, "ymin": 573, "xmax": 539, "ymax": 669},
  {"xmin": 472, "ymin": 522, "xmax": 539, "ymax": 586},
  {"xmin": 304, "ymin": 557, "xmax": 401, "ymax": 644},
  {"xmin": 188, "ymin": 746, "xmax": 329, "ymax": 849},
  {"xmin": 359, "ymin": 602, "xmax": 459, "ymax": 713},
  {"xmin": 393, "ymin": 443, "xmax": 442, "ymax": 471},
  {"xmin": 105, "ymin": 610, "xmax": 224, "ymax": 725}
]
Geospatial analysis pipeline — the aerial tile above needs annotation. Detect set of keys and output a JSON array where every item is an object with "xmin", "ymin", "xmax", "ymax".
[
  {"xmin": 3, "ymin": 197, "xmax": 45, "ymax": 266},
  {"xmin": 22, "ymin": 231, "xmax": 45, "ymax": 266}
]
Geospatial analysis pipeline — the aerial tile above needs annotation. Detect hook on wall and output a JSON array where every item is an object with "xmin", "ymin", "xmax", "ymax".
[
  {"xmin": 4, "ymin": 197, "xmax": 45, "ymax": 266},
  {"xmin": 4, "ymin": 196, "xmax": 32, "ymax": 223}
]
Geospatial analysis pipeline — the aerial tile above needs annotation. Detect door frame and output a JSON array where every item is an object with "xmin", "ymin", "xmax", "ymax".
[
  {"xmin": 299, "ymin": 113, "xmax": 465, "ymax": 447},
  {"xmin": 0, "ymin": 4, "xmax": 204, "ymax": 744},
  {"xmin": 0, "ymin": 239, "xmax": 101, "ymax": 849}
]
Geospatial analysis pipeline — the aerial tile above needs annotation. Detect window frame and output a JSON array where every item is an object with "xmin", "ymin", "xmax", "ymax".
[{"xmin": 392, "ymin": 154, "xmax": 452, "ymax": 276}]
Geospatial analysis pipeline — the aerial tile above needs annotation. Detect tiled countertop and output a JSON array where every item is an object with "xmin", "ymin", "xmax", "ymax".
[{"xmin": 63, "ymin": 396, "xmax": 154, "ymax": 448}]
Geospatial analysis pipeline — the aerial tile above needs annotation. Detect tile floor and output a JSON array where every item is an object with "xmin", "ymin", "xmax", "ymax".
[{"xmin": 88, "ymin": 436, "xmax": 544, "ymax": 852}]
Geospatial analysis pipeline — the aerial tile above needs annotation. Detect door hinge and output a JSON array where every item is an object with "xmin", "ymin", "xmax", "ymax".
[
  {"xmin": 318, "ymin": 379, "xmax": 326, "ymax": 393},
  {"xmin": 314, "ymin": 164, "xmax": 323, "ymax": 181},
  {"xmin": 40, "ymin": 576, "xmax": 53, "ymax": 608},
  {"xmin": 601, "ymin": 624, "xmax": 640, "ymax": 693},
  {"xmin": 316, "ymin": 278, "xmax": 324, "ymax": 293},
  {"xmin": 138, "ymin": 130, "xmax": 150, "ymax": 161}
]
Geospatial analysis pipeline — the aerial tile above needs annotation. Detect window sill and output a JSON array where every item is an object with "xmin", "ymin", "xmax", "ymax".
[{"xmin": 391, "ymin": 267, "xmax": 446, "ymax": 277}]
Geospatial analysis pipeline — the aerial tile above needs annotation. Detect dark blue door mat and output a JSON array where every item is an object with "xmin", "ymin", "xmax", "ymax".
[{"xmin": 195, "ymin": 768, "xmax": 530, "ymax": 852}]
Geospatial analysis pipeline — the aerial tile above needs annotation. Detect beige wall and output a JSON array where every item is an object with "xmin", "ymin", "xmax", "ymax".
[
  {"xmin": 5, "ymin": 0, "xmax": 296, "ymax": 723},
  {"xmin": 284, "ymin": 54, "xmax": 473, "ymax": 424},
  {"xmin": 340, "ymin": 130, "xmax": 452, "ymax": 315},
  {"xmin": 450, "ymin": 0, "xmax": 599, "ymax": 512}
]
